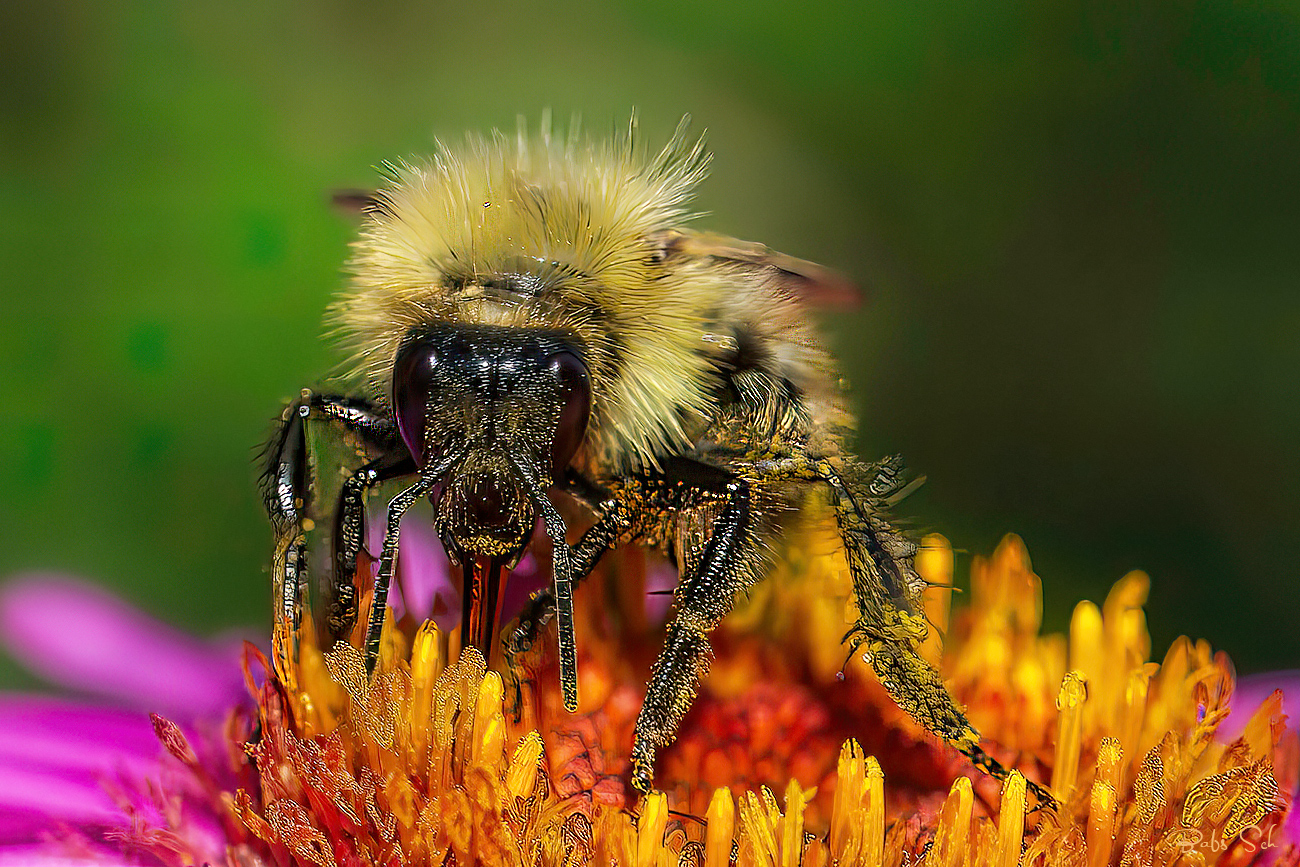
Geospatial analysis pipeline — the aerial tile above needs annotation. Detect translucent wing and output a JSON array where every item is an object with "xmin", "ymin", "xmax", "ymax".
[
  {"xmin": 652, "ymin": 228, "xmax": 863, "ymax": 309},
  {"xmin": 330, "ymin": 189, "xmax": 388, "ymax": 217}
]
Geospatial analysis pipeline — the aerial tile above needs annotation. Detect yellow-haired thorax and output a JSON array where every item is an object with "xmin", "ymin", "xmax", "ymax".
[{"xmin": 329, "ymin": 120, "xmax": 851, "ymax": 473}]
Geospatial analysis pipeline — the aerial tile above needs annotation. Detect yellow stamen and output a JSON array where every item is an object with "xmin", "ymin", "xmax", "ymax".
[
  {"xmin": 803, "ymin": 839, "xmax": 830, "ymax": 867},
  {"xmin": 1241, "ymin": 687, "xmax": 1284, "ymax": 759},
  {"xmin": 410, "ymin": 621, "xmax": 442, "ymax": 688},
  {"xmin": 636, "ymin": 791, "xmax": 667, "ymax": 867},
  {"xmin": 993, "ymin": 770, "xmax": 1026, "ymax": 867},
  {"xmin": 738, "ymin": 789, "xmax": 779, "ymax": 866},
  {"xmin": 863, "ymin": 756, "xmax": 885, "ymax": 867},
  {"xmin": 1132, "ymin": 745, "xmax": 1166, "ymax": 825},
  {"xmin": 471, "ymin": 670, "xmax": 506, "ymax": 769},
  {"xmin": 829, "ymin": 741, "xmax": 864, "ymax": 864},
  {"xmin": 1118, "ymin": 667, "xmax": 1151, "ymax": 784},
  {"xmin": 704, "ymin": 788, "xmax": 735, "ymax": 867},
  {"xmin": 1085, "ymin": 758, "xmax": 1118, "ymax": 867},
  {"xmin": 1101, "ymin": 571, "xmax": 1149, "ymax": 665},
  {"xmin": 1069, "ymin": 600, "xmax": 1104, "ymax": 730},
  {"xmin": 917, "ymin": 534, "xmax": 953, "ymax": 666},
  {"xmin": 1095, "ymin": 736, "xmax": 1123, "ymax": 794},
  {"xmin": 1052, "ymin": 670, "xmax": 1087, "ymax": 802},
  {"xmin": 505, "ymin": 731, "xmax": 543, "ymax": 800},
  {"xmin": 931, "ymin": 775, "xmax": 974, "ymax": 867},
  {"xmin": 779, "ymin": 780, "xmax": 810, "ymax": 867},
  {"xmin": 409, "ymin": 621, "xmax": 442, "ymax": 766}
]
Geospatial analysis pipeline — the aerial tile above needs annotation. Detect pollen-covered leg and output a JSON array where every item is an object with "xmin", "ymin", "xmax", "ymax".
[
  {"xmin": 813, "ymin": 461, "xmax": 968, "ymax": 733},
  {"xmin": 631, "ymin": 474, "xmax": 762, "ymax": 793},
  {"xmin": 817, "ymin": 459, "xmax": 1058, "ymax": 809},
  {"xmin": 262, "ymin": 400, "xmax": 310, "ymax": 679}
]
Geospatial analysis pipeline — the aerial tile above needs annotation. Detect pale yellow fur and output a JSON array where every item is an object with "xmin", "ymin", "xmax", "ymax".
[{"xmin": 330, "ymin": 120, "xmax": 844, "ymax": 473}]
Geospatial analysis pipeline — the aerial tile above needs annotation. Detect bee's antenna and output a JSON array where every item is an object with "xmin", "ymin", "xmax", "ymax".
[
  {"xmin": 511, "ymin": 458, "xmax": 581, "ymax": 713},
  {"xmin": 362, "ymin": 447, "xmax": 462, "ymax": 678}
]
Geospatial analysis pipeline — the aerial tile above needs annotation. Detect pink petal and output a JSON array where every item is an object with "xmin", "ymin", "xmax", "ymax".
[
  {"xmin": 0, "ymin": 575, "xmax": 247, "ymax": 717},
  {"xmin": 0, "ymin": 846, "xmax": 131, "ymax": 867},
  {"xmin": 0, "ymin": 762, "xmax": 124, "ymax": 828},
  {"xmin": 499, "ymin": 549, "xmax": 549, "ymax": 629},
  {"xmin": 0, "ymin": 696, "xmax": 177, "ymax": 840},
  {"xmin": 0, "ymin": 695, "xmax": 160, "ymax": 774},
  {"xmin": 397, "ymin": 514, "xmax": 457, "ymax": 629},
  {"xmin": 644, "ymin": 559, "xmax": 680, "ymax": 623}
]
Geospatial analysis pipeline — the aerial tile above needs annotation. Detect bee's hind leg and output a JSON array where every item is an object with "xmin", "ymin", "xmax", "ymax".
[{"xmin": 815, "ymin": 458, "xmax": 1058, "ymax": 810}]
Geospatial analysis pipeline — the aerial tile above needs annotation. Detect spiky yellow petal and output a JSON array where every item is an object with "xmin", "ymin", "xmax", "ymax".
[
  {"xmin": 828, "ymin": 741, "xmax": 864, "ymax": 863},
  {"xmin": 918, "ymin": 534, "xmax": 954, "ymax": 666},
  {"xmin": 637, "ymin": 791, "xmax": 668, "ymax": 867},
  {"xmin": 931, "ymin": 776, "xmax": 974, "ymax": 867},
  {"xmin": 779, "ymin": 780, "xmax": 811, "ymax": 867},
  {"xmin": 862, "ymin": 756, "xmax": 885, "ymax": 867},
  {"xmin": 505, "ymin": 731, "xmax": 544, "ymax": 800},
  {"xmin": 1086, "ymin": 775, "xmax": 1117, "ymax": 867}
]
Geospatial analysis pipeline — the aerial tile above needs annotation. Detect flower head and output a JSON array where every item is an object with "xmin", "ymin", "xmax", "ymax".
[
  {"xmin": 240, "ymin": 513, "xmax": 1300, "ymax": 865},
  {"xmin": 3, "ymin": 523, "xmax": 1298, "ymax": 866}
]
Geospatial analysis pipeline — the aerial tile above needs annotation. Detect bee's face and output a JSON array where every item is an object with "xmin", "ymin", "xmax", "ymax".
[{"xmin": 391, "ymin": 323, "xmax": 591, "ymax": 564}]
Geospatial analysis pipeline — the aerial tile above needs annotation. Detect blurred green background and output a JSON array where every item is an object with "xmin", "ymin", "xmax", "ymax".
[{"xmin": 3, "ymin": 1, "xmax": 1298, "ymax": 690}]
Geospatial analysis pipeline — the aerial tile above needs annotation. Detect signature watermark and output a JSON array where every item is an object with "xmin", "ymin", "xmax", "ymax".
[{"xmin": 1172, "ymin": 822, "xmax": 1282, "ymax": 854}]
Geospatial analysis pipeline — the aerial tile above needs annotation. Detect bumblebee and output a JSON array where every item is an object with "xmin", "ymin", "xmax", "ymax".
[{"xmin": 262, "ymin": 117, "xmax": 1044, "ymax": 801}]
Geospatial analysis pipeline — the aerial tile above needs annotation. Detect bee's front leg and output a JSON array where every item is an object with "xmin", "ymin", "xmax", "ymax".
[
  {"xmin": 329, "ymin": 448, "xmax": 415, "ymax": 640},
  {"xmin": 263, "ymin": 399, "xmax": 311, "ymax": 678},
  {"xmin": 260, "ymin": 392, "xmax": 406, "ymax": 669}
]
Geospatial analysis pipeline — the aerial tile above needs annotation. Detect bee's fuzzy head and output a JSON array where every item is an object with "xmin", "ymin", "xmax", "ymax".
[{"xmin": 330, "ymin": 117, "xmax": 726, "ymax": 472}]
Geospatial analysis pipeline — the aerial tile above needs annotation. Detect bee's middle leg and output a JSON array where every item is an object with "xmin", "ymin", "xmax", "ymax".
[{"xmin": 631, "ymin": 471, "xmax": 764, "ymax": 793}]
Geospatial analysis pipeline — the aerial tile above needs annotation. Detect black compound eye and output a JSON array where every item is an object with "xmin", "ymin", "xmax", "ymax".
[
  {"xmin": 392, "ymin": 340, "xmax": 443, "ymax": 466},
  {"xmin": 549, "ymin": 351, "xmax": 591, "ymax": 479}
]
